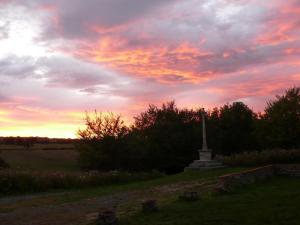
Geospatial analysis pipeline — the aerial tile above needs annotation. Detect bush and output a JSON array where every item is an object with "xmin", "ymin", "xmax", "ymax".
[
  {"xmin": 0, "ymin": 157, "xmax": 9, "ymax": 169},
  {"xmin": 0, "ymin": 170, "xmax": 163, "ymax": 195},
  {"xmin": 222, "ymin": 149, "xmax": 300, "ymax": 167}
]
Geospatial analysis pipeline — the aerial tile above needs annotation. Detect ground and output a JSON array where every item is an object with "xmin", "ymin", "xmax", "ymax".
[{"xmin": 1, "ymin": 168, "xmax": 300, "ymax": 225}]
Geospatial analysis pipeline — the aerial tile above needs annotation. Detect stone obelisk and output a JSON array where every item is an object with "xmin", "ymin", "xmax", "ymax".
[
  {"xmin": 185, "ymin": 108, "xmax": 224, "ymax": 171},
  {"xmin": 199, "ymin": 108, "xmax": 212, "ymax": 161}
]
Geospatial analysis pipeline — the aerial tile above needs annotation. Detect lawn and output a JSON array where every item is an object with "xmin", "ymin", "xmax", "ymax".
[{"xmin": 121, "ymin": 176, "xmax": 300, "ymax": 225}]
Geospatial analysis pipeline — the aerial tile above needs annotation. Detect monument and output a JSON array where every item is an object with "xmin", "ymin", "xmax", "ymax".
[{"xmin": 185, "ymin": 108, "xmax": 224, "ymax": 171}]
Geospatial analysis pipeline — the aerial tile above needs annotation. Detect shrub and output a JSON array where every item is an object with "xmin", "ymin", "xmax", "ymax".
[
  {"xmin": 0, "ymin": 170, "xmax": 163, "ymax": 195},
  {"xmin": 222, "ymin": 149, "xmax": 300, "ymax": 167},
  {"xmin": 0, "ymin": 157, "xmax": 9, "ymax": 169}
]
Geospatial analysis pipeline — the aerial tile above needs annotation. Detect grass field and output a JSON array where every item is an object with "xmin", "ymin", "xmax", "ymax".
[
  {"xmin": 0, "ymin": 149, "xmax": 79, "ymax": 171},
  {"xmin": 121, "ymin": 176, "xmax": 300, "ymax": 225}
]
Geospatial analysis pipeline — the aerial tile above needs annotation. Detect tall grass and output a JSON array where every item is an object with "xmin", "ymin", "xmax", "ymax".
[
  {"xmin": 0, "ymin": 170, "xmax": 163, "ymax": 195},
  {"xmin": 222, "ymin": 149, "xmax": 300, "ymax": 167}
]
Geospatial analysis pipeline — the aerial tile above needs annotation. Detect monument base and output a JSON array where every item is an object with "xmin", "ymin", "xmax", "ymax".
[
  {"xmin": 184, "ymin": 150, "xmax": 225, "ymax": 171},
  {"xmin": 199, "ymin": 150, "xmax": 212, "ymax": 161},
  {"xmin": 184, "ymin": 160, "xmax": 225, "ymax": 171}
]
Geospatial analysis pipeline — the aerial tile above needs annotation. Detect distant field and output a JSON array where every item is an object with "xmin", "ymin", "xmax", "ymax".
[
  {"xmin": 0, "ymin": 143, "xmax": 75, "ymax": 151},
  {"xmin": 0, "ymin": 147, "xmax": 79, "ymax": 171}
]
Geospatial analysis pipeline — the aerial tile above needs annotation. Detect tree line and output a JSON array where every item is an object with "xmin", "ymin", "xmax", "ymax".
[
  {"xmin": 77, "ymin": 87, "xmax": 300, "ymax": 173},
  {"xmin": 0, "ymin": 137, "xmax": 77, "ymax": 146}
]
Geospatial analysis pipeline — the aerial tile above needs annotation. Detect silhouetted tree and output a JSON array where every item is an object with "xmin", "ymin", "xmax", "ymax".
[
  {"xmin": 132, "ymin": 101, "xmax": 201, "ymax": 173},
  {"xmin": 77, "ymin": 111, "xmax": 129, "ymax": 170},
  {"xmin": 78, "ymin": 111, "xmax": 128, "ymax": 140},
  {"xmin": 216, "ymin": 102, "xmax": 257, "ymax": 155},
  {"xmin": 259, "ymin": 87, "xmax": 300, "ymax": 149}
]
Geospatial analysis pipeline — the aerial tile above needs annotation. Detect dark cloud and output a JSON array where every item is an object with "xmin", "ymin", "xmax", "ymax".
[
  {"xmin": 0, "ymin": 21, "xmax": 9, "ymax": 39},
  {"xmin": 9, "ymin": 0, "xmax": 176, "ymax": 39},
  {"xmin": 0, "ymin": 93, "xmax": 9, "ymax": 102},
  {"xmin": 197, "ymin": 41, "xmax": 300, "ymax": 75},
  {"xmin": 0, "ymin": 55, "xmax": 36, "ymax": 77},
  {"xmin": 36, "ymin": 56, "xmax": 125, "ymax": 92},
  {"xmin": 0, "ymin": 54, "xmax": 124, "ymax": 93}
]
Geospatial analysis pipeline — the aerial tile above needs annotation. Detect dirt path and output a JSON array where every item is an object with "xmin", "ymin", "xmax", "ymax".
[
  {"xmin": 0, "ymin": 192, "xmax": 67, "ymax": 205},
  {"xmin": 0, "ymin": 191, "xmax": 135, "ymax": 225},
  {"xmin": 0, "ymin": 180, "xmax": 214, "ymax": 225}
]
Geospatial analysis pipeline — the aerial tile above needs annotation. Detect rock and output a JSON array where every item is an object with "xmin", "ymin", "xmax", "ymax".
[
  {"xmin": 86, "ymin": 212, "xmax": 99, "ymax": 225},
  {"xmin": 142, "ymin": 200, "xmax": 158, "ymax": 213},
  {"xmin": 178, "ymin": 191, "xmax": 199, "ymax": 201},
  {"xmin": 96, "ymin": 210, "xmax": 118, "ymax": 225}
]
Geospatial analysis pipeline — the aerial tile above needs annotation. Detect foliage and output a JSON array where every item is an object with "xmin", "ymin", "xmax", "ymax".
[
  {"xmin": 77, "ymin": 112, "xmax": 130, "ymax": 171},
  {"xmin": 0, "ymin": 156, "xmax": 9, "ymax": 169},
  {"xmin": 222, "ymin": 149, "xmax": 300, "ymax": 167},
  {"xmin": 258, "ymin": 87, "xmax": 300, "ymax": 149},
  {"xmin": 78, "ymin": 111, "xmax": 128, "ymax": 140},
  {"xmin": 207, "ymin": 102, "xmax": 257, "ymax": 155},
  {"xmin": 131, "ymin": 101, "xmax": 201, "ymax": 173},
  {"xmin": 77, "ymin": 102, "xmax": 202, "ymax": 173},
  {"xmin": 0, "ymin": 170, "xmax": 163, "ymax": 194}
]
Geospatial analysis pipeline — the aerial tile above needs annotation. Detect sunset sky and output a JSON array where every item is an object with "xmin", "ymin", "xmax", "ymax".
[{"xmin": 0, "ymin": 0, "xmax": 299, "ymax": 138}]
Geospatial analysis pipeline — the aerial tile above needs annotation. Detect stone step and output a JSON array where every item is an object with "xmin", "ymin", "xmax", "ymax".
[
  {"xmin": 185, "ymin": 165, "xmax": 225, "ymax": 171},
  {"xmin": 184, "ymin": 160, "xmax": 226, "ymax": 171},
  {"xmin": 189, "ymin": 160, "xmax": 223, "ymax": 167}
]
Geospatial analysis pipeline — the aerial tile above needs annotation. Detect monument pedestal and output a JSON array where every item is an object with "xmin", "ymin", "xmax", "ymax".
[{"xmin": 184, "ymin": 150, "xmax": 225, "ymax": 171}]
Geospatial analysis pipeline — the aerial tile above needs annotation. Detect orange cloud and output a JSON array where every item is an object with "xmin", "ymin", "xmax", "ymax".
[
  {"xmin": 256, "ymin": 2, "xmax": 300, "ymax": 46},
  {"xmin": 77, "ymin": 37, "xmax": 214, "ymax": 84}
]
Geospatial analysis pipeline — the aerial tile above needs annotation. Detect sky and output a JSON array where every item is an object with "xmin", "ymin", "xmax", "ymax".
[{"xmin": 0, "ymin": 0, "xmax": 299, "ymax": 138}]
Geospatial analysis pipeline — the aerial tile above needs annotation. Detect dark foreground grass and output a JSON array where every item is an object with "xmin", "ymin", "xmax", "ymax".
[
  {"xmin": 48, "ymin": 167, "xmax": 244, "ymax": 201},
  {"xmin": 121, "ymin": 176, "xmax": 300, "ymax": 225}
]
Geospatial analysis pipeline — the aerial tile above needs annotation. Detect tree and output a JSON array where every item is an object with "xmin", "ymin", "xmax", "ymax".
[
  {"xmin": 78, "ymin": 111, "xmax": 128, "ymax": 140},
  {"xmin": 260, "ymin": 87, "xmax": 300, "ymax": 149},
  {"xmin": 216, "ymin": 102, "xmax": 257, "ymax": 155},
  {"xmin": 132, "ymin": 101, "xmax": 201, "ymax": 173},
  {"xmin": 77, "ymin": 111, "xmax": 129, "ymax": 170}
]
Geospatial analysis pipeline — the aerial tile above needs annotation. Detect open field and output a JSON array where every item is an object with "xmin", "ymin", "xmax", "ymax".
[{"xmin": 1, "ymin": 149, "xmax": 79, "ymax": 171}]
